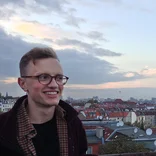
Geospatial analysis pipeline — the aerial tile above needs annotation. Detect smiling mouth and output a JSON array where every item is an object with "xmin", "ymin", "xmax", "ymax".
[{"xmin": 44, "ymin": 91, "xmax": 58, "ymax": 95}]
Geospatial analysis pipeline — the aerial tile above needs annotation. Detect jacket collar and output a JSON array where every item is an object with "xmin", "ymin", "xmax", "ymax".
[
  {"xmin": 17, "ymin": 95, "xmax": 78, "ymax": 122},
  {"xmin": 0, "ymin": 95, "xmax": 78, "ymax": 140},
  {"xmin": 58, "ymin": 99, "xmax": 78, "ymax": 122}
]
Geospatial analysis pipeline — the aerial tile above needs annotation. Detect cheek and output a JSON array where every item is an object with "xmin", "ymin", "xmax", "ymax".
[
  {"xmin": 28, "ymin": 81, "xmax": 43, "ymax": 92},
  {"xmin": 59, "ymin": 86, "xmax": 64, "ymax": 93}
]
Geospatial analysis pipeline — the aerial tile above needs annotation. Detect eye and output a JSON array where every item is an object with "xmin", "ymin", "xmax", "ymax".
[
  {"xmin": 56, "ymin": 75, "xmax": 64, "ymax": 81},
  {"xmin": 39, "ymin": 74, "xmax": 50, "ymax": 81}
]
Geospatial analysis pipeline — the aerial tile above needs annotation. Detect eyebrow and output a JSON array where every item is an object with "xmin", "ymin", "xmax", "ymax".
[{"xmin": 35, "ymin": 73, "xmax": 64, "ymax": 76}]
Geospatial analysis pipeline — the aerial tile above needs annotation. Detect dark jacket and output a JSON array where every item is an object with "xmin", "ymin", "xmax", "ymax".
[{"xmin": 0, "ymin": 95, "xmax": 88, "ymax": 156}]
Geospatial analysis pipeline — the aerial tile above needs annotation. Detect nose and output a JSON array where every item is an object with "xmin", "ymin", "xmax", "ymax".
[{"xmin": 48, "ymin": 78, "xmax": 58, "ymax": 87}]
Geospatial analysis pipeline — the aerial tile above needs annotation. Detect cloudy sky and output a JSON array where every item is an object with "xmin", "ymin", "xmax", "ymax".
[{"xmin": 0, "ymin": 0, "xmax": 156, "ymax": 100}]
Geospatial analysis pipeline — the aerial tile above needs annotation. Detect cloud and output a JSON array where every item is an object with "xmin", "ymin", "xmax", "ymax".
[
  {"xmin": 0, "ymin": 27, "xmax": 46, "ymax": 77},
  {"xmin": 0, "ymin": 0, "xmax": 86, "ymax": 28},
  {"xmin": 96, "ymin": 21, "xmax": 118, "ymax": 32},
  {"xmin": 57, "ymin": 49, "xmax": 117, "ymax": 84},
  {"xmin": 64, "ymin": 14, "xmax": 86, "ymax": 28},
  {"xmin": 0, "ymin": 26, "xmax": 148, "ymax": 88},
  {"xmin": 0, "ymin": 77, "xmax": 17, "ymax": 84},
  {"xmin": 56, "ymin": 49, "xmax": 145, "ymax": 85},
  {"xmin": 2, "ymin": 20, "xmax": 111, "ymax": 54},
  {"xmin": 0, "ymin": 20, "xmax": 73, "ymax": 44},
  {"xmin": 66, "ymin": 79, "xmax": 142, "ymax": 89},
  {"xmin": 33, "ymin": 0, "xmax": 86, "ymax": 28},
  {"xmin": 56, "ymin": 38, "xmax": 121, "ymax": 57},
  {"xmin": 0, "ymin": 0, "xmax": 25, "ymax": 6},
  {"xmin": 140, "ymin": 67, "xmax": 156, "ymax": 77},
  {"xmin": 0, "ymin": 7, "xmax": 15, "ymax": 19},
  {"xmin": 124, "ymin": 72, "xmax": 136, "ymax": 78},
  {"xmin": 95, "ymin": 48, "xmax": 121, "ymax": 57},
  {"xmin": 77, "ymin": 31, "xmax": 108, "ymax": 41},
  {"xmin": 34, "ymin": 0, "xmax": 69, "ymax": 13},
  {"xmin": 13, "ymin": 20, "xmax": 56, "ymax": 40},
  {"xmin": 0, "ymin": 0, "xmax": 69, "ymax": 13},
  {"xmin": 0, "ymin": 26, "xmax": 155, "ymax": 99},
  {"xmin": 0, "ymin": 26, "xmax": 116, "ymax": 85}
]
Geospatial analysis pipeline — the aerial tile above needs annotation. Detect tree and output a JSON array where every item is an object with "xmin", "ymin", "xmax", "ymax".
[
  {"xmin": 87, "ymin": 98, "xmax": 99, "ymax": 104},
  {"xmin": 133, "ymin": 120, "xmax": 145, "ymax": 130},
  {"xmin": 140, "ymin": 118, "xmax": 145, "ymax": 130},
  {"xmin": 99, "ymin": 136, "xmax": 149, "ymax": 154},
  {"xmin": 124, "ymin": 122, "xmax": 131, "ymax": 126},
  {"xmin": 87, "ymin": 99, "xmax": 94, "ymax": 104}
]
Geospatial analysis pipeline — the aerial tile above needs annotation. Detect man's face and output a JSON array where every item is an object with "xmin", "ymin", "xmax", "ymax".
[{"xmin": 19, "ymin": 58, "xmax": 64, "ymax": 107}]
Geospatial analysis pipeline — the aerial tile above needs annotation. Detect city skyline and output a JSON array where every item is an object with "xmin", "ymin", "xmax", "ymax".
[
  {"xmin": 0, "ymin": 0, "xmax": 156, "ymax": 100},
  {"xmin": 1, "ymin": 88, "xmax": 156, "ymax": 101}
]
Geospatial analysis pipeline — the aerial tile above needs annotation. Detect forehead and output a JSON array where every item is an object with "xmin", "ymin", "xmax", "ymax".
[{"xmin": 26, "ymin": 58, "xmax": 63, "ymax": 75}]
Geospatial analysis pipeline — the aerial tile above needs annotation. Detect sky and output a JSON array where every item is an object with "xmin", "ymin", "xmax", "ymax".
[{"xmin": 0, "ymin": 0, "xmax": 156, "ymax": 100}]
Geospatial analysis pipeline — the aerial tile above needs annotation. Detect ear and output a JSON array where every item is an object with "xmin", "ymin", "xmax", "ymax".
[{"xmin": 18, "ymin": 77, "xmax": 27, "ymax": 92}]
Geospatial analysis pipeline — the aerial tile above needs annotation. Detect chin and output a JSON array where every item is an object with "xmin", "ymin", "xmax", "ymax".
[{"xmin": 47, "ymin": 99, "xmax": 60, "ymax": 106}]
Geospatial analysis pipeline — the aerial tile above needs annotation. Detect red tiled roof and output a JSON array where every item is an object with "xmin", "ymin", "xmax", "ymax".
[
  {"xmin": 104, "ymin": 127, "xmax": 114, "ymax": 140},
  {"xmin": 109, "ymin": 112, "xmax": 129, "ymax": 118},
  {"xmin": 126, "ymin": 101, "xmax": 136, "ymax": 105},
  {"xmin": 151, "ymin": 128, "xmax": 156, "ymax": 134},
  {"xmin": 114, "ymin": 99, "xmax": 123, "ymax": 103},
  {"xmin": 136, "ymin": 111, "xmax": 156, "ymax": 116}
]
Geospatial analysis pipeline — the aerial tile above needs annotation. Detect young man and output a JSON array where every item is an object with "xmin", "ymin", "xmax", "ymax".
[{"xmin": 0, "ymin": 47, "xmax": 88, "ymax": 156}]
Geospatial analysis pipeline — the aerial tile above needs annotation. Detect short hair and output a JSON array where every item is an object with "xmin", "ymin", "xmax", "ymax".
[{"xmin": 19, "ymin": 47, "xmax": 59, "ymax": 76}]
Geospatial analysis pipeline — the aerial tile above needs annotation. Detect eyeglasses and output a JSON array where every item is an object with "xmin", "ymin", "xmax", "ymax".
[{"xmin": 21, "ymin": 74, "xmax": 69, "ymax": 85}]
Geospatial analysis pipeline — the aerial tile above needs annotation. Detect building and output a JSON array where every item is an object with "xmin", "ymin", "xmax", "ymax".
[
  {"xmin": 108, "ymin": 111, "xmax": 137, "ymax": 124},
  {"xmin": 0, "ymin": 99, "xmax": 16, "ymax": 112}
]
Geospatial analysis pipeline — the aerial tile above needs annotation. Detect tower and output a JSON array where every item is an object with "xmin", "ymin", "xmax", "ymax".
[{"xmin": 6, "ymin": 92, "xmax": 8, "ymax": 97}]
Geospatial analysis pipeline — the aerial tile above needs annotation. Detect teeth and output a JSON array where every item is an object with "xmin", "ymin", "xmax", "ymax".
[{"xmin": 45, "ymin": 92, "xmax": 57, "ymax": 95}]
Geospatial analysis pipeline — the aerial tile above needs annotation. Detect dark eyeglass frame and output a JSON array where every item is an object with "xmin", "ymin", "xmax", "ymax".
[{"xmin": 21, "ymin": 74, "xmax": 69, "ymax": 85}]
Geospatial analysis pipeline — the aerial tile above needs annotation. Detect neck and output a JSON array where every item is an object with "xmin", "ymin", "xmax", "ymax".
[{"xmin": 27, "ymin": 101, "xmax": 56, "ymax": 124}]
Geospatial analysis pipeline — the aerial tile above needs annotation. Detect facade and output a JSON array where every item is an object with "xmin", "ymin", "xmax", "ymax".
[
  {"xmin": 136, "ymin": 111, "xmax": 156, "ymax": 128},
  {"xmin": 85, "ymin": 127, "xmax": 104, "ymax": 155},
  {"xmin": 108, "ymin": 112, "xmax": 137, "ymax": 124},
  {"xmin": 144, "ymin": 115, "xmax": 155, "ymax": 127},
  {"xmin": 0, "ymin": 99, "xmax": 16, "ymax": 112}
]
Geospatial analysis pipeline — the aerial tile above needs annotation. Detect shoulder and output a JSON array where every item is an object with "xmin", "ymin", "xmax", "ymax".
[
  {"xmin": 0, "ymin": 111, "xmax": 10, "ymax": 122},
  {"xmin": 58, "ymin": 100, "xmax": 84, "ymax": 126},
  {"xmin": 59, "ymin": 100, "xmax": 78, "ymax": 119},
  {"xmin": 59, "ymin": 100, "xmax": 77, "ymax": 112},
  {"xmin": 0, "ymin": 111, "xmax": 11, "ymax": 131}
]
